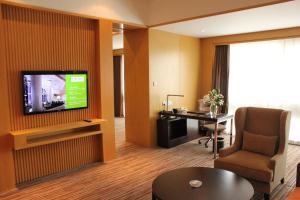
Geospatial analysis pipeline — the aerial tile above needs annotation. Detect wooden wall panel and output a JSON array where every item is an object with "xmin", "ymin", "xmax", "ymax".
[
  {"xmin": 13, "ymin": 135, "xmax": 101, "ymax": 184},
  {"xmin": 124, "ymin": 29, "xmax": 151, "ymax": 147},
  {"xmin": 0, "ymin": 3, "xmax": 117, "ymax": 190},
  {"xmin": 97, "ymin": 20, "xmax": 116, "ymax": 160},
  {"xmin": 1, "ymin": 4, "xmax": 99, "ymax": 131},
  {"xmin": 0, "ymin": 3, "xmax": 16, "ymax": 193}
]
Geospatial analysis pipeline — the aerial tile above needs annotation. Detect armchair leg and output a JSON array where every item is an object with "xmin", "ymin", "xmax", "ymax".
[
  {"xmin": 281, "ymin": 178, "xmax": 285, "ymax": 184},
  {"xmin": 264, "ymin": 193, "xmax": 270, "ymax": 200}
]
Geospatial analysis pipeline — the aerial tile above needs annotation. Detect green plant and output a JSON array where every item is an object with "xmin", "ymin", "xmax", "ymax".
[{"xmin": 203, "ymin": 89, "xmax": 224, "ymax": 107}]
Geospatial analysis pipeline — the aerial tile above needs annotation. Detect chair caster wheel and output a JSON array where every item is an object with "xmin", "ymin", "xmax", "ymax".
[{"xmin": 264, "ymin": 193, "xmax": 270, "ymax": 200}]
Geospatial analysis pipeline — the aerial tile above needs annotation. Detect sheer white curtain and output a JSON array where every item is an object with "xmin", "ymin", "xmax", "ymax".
[{"xmin": 229, "ymin": 38, "xmax": 300, "ymax": 143}]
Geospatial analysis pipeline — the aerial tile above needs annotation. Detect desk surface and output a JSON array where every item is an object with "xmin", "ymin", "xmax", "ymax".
[{"xmin": 159, "ymin": 111, "xmax": 233, "ymax": 123}]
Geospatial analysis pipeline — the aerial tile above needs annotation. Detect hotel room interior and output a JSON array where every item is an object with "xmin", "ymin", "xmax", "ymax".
[{"xmin": 1, "ymin": 0, "xmax": 300, "ymax": 199}]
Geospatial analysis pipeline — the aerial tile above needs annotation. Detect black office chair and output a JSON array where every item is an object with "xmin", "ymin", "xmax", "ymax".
[
  {"xmin": 198, "ymin": 122, "xmax": 226, "ymax": 148},
  {"xmin": 197, "ymin": 100, "xmax": 226, "ymax": 148}
]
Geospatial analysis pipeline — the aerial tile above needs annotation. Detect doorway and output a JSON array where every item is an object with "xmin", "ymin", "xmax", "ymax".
[
  {"xmin": 113, "ymin": 54, "xmax": 125, "ymax": 118},
  {"xmin": 112, "ymin": 23, "xmax": 150, "ymax": 148},
  {"xmin": 112, "ymin": 28, "xmax": 125, "ymax": 148}
]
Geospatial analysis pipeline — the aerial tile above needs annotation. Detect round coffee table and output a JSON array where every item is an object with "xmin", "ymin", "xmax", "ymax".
[{"xmin": 152, "ymin": 167, "xmax": 254, "ymax": 200}]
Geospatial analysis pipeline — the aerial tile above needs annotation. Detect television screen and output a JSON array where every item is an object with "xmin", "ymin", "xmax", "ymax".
[{"xmin": 22, "ymin": 71, "xmax": 88, "ymax": 115}]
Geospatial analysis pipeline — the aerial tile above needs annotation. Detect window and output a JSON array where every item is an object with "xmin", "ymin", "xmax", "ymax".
[{"xmin": 229, "ymin": 38, "xmax": 300, "ymax": 143}]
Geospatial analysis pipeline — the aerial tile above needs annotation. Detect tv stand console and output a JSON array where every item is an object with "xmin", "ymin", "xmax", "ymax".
[
  {"xmin": 10, "ymin": 119, "xmax": 105, "ymax": 150},
  {"xmin": 10, "ymin": 119, "xmax": 106, "ymax": 184}
]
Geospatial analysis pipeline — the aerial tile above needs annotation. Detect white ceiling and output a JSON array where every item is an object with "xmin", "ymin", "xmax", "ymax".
[
  {"xmin": 153, "ymin": 0, "xmax": 300, "ymax": 38},
  {"xmin": 5, "ymin": 0, "xmax": 145, "ymax": 25},
  {"xmin": 6, "ymin": 0, "xmax": 289, "ymax": 27},
  {"xmin": 142, "ymin": 0, "xmax": 288, "ymax": 26}
]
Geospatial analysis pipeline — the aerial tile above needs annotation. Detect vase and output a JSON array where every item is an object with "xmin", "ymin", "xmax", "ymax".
[{"xmin": 210, "ymin": 104, "xmax": 218, "ymax": 117}]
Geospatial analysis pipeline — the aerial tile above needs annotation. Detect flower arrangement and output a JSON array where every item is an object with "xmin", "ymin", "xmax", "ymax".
[
  {"xmin": 203, "ymin": 89, "xmax": 224, "ymax": 116},
  {"xmin": 203, "ymin": 89, "xmax": 224, "ymax": 106}
]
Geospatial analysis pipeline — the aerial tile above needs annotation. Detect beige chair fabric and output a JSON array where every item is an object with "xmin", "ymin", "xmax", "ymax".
[{"xmin": 214, "ymin": 107, "xmax": 291, "ymax": 195}]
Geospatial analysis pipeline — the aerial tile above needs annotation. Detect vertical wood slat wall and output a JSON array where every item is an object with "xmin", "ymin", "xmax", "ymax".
[
  {"xmin": 13, "ymin": 135, "xmax": 101, "ymax": 184},
  {"xmin": 1, "ymin": 4, "xmax": 103, "ymax": 184},
  {"xmin": 2, "ymin": 4, "xmax": 99, "ymax": 131},
  {"xmin": 0, "ymin": 3, "xmax": 16, "ymax": 192}
]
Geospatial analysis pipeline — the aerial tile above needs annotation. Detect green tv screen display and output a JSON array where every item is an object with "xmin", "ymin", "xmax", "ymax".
[{"xmin": 23, "ymin": 71, "xmax": 88, "ymax": 115}]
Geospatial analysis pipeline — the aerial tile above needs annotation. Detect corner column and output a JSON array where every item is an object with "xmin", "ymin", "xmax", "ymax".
[
  {"xmin": 123, "ymin": 29, "xmax": 152, "ymax": 147},
  {"xmin": 96, "ymin": 19, "xmax": 116, "ymax": 161}
]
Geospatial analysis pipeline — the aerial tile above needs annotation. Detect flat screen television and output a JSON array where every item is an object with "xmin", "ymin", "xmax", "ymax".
[{"xmin": 22, "ymin": 71, "xmax": 88, "ymax": 115}]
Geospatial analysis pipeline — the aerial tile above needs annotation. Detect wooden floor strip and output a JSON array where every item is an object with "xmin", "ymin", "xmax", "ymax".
[{"xmin": 1, "ymin": 118, "xmax": 300, "ymax": 200}]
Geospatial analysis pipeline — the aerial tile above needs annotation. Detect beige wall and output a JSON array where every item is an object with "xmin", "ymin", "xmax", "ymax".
[
  {"xmin": 200, "ymin": 26, "xmax": 300, "ymax": 98},
  {"xmin": 149, "ymin": 29, "xmax": 201, "ymax": 145},
  {"xmin": 124, "ymin": 29, "xmax": 201, "ymax": 147}
]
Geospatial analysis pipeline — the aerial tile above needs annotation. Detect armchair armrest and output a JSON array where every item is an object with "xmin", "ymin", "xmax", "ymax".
[
  {"xmin": 219, "ymin": 145, "xmax": 238, "ymax": 157},
  {"xmin": 269, "ymin": 153, "xmax": 285, "ymax": 169},
  {"xmin": 269, "ymin": 153, "xmax": 286, "ymax": 181}
]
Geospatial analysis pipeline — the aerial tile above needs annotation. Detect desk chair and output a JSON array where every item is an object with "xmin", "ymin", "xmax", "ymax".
[
  {"xmin": 197, "ymin": 99, "xmax": 227, "ymax": 148},
  {"xmin": 198, "ymin": 123, "xmax": 226, "ymax": 148}
]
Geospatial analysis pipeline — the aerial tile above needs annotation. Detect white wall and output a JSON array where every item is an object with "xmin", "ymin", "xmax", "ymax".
[{"xmin": 113, "ymin": 34, "xmax": 123, "ymax": 50}]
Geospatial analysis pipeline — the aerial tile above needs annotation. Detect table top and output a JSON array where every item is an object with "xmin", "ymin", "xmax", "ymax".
[
  {"xmin": 152, "ymin": 167, "xmax": 254, "ymax": 200},
  {"xmin": 159, "ymin": 111, "xmax": 233, "ymax": 123}
]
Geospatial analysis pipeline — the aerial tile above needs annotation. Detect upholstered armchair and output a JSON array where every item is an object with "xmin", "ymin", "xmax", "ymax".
[{"xmin": 214, "ymin": 107, "xmax": 291, "ymax": 200}]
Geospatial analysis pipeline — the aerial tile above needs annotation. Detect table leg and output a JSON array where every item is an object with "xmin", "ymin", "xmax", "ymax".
[
  {"xmin": 214, "ymin": 123, "xmax": 218, "ymax": 159},
  {"xmin": 152, "ymin": 193, "xmax": 156, "ymax": 200},
  {"xmin": 230, "ymin": 118, "xmax": 233, "ymax": 146}
]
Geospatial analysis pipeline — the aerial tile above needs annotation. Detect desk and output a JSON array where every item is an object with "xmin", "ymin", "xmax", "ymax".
[{"xmin": 159, "ymin": 111, "xmax": 234, "ymax": 159}]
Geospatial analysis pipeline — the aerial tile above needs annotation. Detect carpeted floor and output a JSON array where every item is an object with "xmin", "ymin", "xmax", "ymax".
[{"xmin": 1, "ymin": 118, "xmax": 299, "ymax": 200}]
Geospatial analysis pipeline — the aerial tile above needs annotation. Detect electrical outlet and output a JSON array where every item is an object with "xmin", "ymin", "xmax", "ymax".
[{"xmin": 162, "ymin": 100, "xmax": 173, "ymax": 106}]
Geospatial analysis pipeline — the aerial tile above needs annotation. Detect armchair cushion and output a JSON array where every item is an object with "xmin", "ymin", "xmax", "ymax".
[
  {"xmin": 214, "ymin": 150, "xmax": 273, "ymax": 183},
  {"xmin": 242, "ymin": 131, "xmax": 278, "ymax": 157},
  {"xmin": 244, "ymin": 107, "xmax": 282, "ymax": 136}
]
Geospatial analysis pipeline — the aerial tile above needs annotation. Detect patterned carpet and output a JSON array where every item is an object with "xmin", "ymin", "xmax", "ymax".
[{"xmin": 1, "ymin": 118, "xmax": 299, "ymax": 200}]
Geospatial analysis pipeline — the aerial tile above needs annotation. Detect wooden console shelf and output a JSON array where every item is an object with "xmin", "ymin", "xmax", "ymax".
[{"xmin": 10, "ymin": 119, "xmax": 106, "ymax": 150}]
